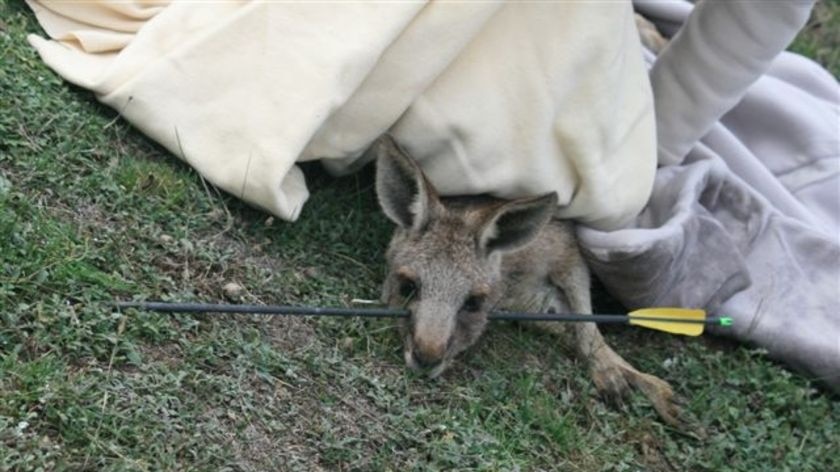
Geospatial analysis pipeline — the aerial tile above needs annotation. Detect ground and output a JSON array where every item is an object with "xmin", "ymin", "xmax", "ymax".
[{"xmin": 1, "ymin": 2, "xmax": 838, "ymax": 471}]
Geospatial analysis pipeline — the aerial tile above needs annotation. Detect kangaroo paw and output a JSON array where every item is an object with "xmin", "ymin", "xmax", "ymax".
[
  {"xmin": 624, "ymin": 368, "xmax": 685, "ymax": 428},
  {"xmin": 588, "ymin": 347, "xmax": 687, "ymax": 428},
  {"xmin": 590, "ymin": 357, "xmax": 631, "ymax": 403}
]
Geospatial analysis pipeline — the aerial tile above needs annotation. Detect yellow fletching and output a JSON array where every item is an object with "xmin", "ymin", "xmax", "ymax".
[{"xmin": 628, "ymin": 308, "xmax": 707, "ymax": 336}]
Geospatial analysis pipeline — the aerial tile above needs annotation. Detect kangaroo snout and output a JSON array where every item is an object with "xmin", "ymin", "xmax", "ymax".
[
  {"xmin": 413, "ymin": 333, "xmax": 450, "ymax": 361},
  {"xmin": 405, "ymin": 336, "xmax": 451, "ymax": 379},
  {"xmin": 411, "ymin": 348, "xmax": 443, "ymax": 369},
  {"xmin": 405, "ymin": 326, "xmax": 450, "ymax": 371}
]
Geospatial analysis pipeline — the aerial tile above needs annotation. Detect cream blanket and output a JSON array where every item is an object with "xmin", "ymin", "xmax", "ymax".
[{"xmin": 26, "ymin": 0, "xmax": 655, "ymax": 231}]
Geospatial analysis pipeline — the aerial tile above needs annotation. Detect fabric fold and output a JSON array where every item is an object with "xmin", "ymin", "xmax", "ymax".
[
  {"xmin": 584, "ymin": 0, "xmax": 839, "ymax": 391},
  {"xmin": 580, "ymin": 158, "xmax": 752, "ymax": 313},
  {"xmin": 26, "ymin": 0, "xmax": 657, "ymax": 230},
  {"xmin": 644, "ymin": 0, "xmax": 815, "ymax": 166}
]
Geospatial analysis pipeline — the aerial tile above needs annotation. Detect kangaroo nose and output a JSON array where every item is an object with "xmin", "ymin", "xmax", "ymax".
[{"xmin": 412, "ymin": 349, "xmax": 442, "ymax": 369}]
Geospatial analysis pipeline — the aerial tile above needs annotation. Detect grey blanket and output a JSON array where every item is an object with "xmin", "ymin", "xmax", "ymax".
[{"xmin": 581, "ymin": 0, "xmax": 840, "ymax": 390}]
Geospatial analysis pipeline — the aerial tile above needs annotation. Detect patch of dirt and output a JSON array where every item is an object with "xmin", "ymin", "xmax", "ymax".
[
  {"xmin": 139, "ymin": 341, "xmax": 185, "ymax": 368},
  {"xmin": 202, "ymin": 233, "xmax": 327, "ymax": 353},
  {"xmin": 260, "ymin": 316, "xmax": 321, "ymax": 353},
  {"xmin": 220, "ymin": 367, "xmax": 395, "ymax": 471},
  {"xmin": 231, "ymin": 421, "xmax": 329, "ymax": 472},
  {"xmin": 631, "ymin": 431, "xmax": 676, "ymax": 472}
]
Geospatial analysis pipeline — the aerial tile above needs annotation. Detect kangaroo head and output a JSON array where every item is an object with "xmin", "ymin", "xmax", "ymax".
[{"xmin": 374, "ymin": 136, "xmax": 557, "ymax": 377}]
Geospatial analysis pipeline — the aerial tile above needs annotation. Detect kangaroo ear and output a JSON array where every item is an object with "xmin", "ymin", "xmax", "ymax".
[
  {"xmin": 375, "ymin": 135, "xmax": 441, "ymax": 231},
  {"xmin": 478, "ymin": 193, "xmax": 558, "ymax": 254}
]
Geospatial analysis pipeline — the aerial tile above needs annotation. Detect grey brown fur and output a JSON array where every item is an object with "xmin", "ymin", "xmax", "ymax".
[{"xmin": 374, "ymin": 135, "xmax": 682, "ymax": 426}]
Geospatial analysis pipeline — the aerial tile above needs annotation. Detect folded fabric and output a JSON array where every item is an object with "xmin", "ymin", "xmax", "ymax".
[
  {"xmin": 26, "ymin": 0, "xmax": 656, "ymax": 231},
  {"xmin": 637, "ymin": 0, "xmax": 814, "ymax": 166},
  {"xmin": 583, "ymin": 0, "xmax": 839, "ymax": 390}
]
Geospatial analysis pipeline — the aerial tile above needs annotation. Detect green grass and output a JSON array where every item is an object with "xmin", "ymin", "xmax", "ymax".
[
  {"xmin": 2, "ymin": 2, "xmax": 839, "ymax": 470},
  {"xmin": 790, "ymin": 0, "xmax": 840, "ymax": 77}
]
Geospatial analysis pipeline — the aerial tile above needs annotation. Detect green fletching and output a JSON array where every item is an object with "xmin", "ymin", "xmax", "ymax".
[{"xmin": 719, "ymin": 317, "xmax": 733, "ymax": 327}]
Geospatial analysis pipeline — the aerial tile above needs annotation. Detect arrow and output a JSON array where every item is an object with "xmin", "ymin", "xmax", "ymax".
[{"xmin": 113, "ymin": 301, "xmax": 731, "ymax": 336}]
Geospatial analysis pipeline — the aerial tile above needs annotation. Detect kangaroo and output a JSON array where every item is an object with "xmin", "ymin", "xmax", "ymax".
[{"xmin": 374, "ymin": 136, "xmax": 682, "ymax": 426}]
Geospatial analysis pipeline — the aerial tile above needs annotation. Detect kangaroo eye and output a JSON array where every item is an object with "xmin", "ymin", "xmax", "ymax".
[
  {"xmin": 399, "ymin": 279, "xmax": 418, "ymax": 300},
  {"xmin": 462, "ymin": 295, "xmax": 484, "ymax": 313}
]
